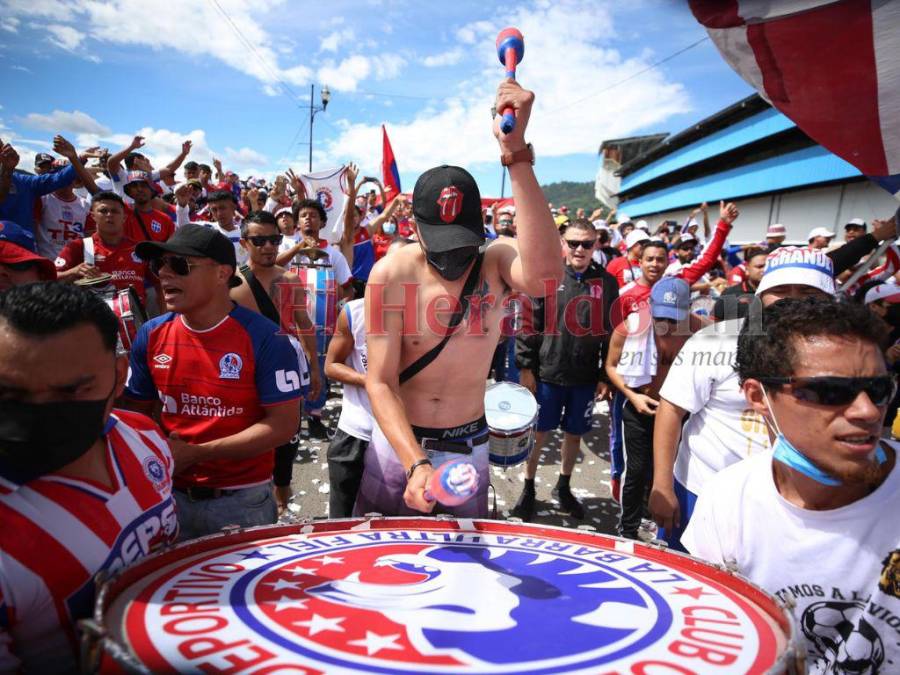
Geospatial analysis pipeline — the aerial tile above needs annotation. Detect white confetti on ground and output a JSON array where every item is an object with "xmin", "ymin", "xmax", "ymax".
[
  {"xmin": 311, "ymin": 478, "xmax": 320, "ymax": 485},
  {"xmin": 288, "ymin": 503, "xmax": 301, "ymax": 513},
  {"xmin": 318, "ymin": 484, "xmax": 330, "ymax": 494}
]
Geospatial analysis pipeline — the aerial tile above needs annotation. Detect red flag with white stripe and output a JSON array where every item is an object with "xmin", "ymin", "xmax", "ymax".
[{"xmin": 689, "ymin": 0, "xmax": 900, "ymax": 196}]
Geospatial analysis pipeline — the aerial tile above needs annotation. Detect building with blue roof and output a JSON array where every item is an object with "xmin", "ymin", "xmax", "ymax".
[{"xmin": 596, "ymin": 94, "xmax": 898, "ymax": 243}]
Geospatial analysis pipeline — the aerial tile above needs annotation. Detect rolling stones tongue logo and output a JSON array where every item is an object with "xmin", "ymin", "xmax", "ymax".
[{"xmin": 437, "ymin": 186, "xmax": 464, "ymax": 223}]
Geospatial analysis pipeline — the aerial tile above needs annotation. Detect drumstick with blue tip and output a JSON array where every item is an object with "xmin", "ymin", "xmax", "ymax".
[
  {"xmin": 496, "ymin": 27, "xmax": 525, "ymax": 134},
  {"xmin": 424, "ymin": 458, "xmax": 480, "ymax": 506}
]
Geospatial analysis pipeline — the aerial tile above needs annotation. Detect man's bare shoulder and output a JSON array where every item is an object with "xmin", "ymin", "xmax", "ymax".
[{"xmin": 368, "ymin": 244, "xmax": 424, "ymax": 284}]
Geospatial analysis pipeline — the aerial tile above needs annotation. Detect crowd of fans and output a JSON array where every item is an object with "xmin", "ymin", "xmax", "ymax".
[{"xmin": 1, "ymin": 127, "xmax": 900, "ymax": 672}]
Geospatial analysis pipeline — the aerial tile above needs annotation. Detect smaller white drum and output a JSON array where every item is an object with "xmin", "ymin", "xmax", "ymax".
[{"xmin": 484, "ymin": 382, "xmax": 539, "ymax": 467}]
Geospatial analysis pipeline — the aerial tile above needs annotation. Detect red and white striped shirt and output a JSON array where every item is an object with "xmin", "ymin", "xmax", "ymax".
[{"xmin": 0, "ymin": 410, "xmax": 178, "ymax": 673}]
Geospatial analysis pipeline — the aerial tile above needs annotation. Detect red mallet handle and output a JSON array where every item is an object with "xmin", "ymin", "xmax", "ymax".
[{"xmin": 496, "ymin": 27, "xmax": 525, "ymax": 134}]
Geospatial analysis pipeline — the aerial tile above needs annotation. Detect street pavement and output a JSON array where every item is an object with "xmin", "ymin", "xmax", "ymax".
[{"xmin": 279, "ymin": 386, "xmax": 624, "ymax": 537}]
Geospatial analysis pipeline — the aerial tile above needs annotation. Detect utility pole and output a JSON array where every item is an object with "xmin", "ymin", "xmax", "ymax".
[{"xmin": 308, "ymin": 84, "xmax": 331, "ymax": 172}]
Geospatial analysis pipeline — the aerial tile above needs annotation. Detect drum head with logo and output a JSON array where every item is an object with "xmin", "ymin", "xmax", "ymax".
[
  {"xmin": 95, "ymin": 519, "xmax": 798, "ymax": 674},
  {"xmin": 485, "ymin": 382, "xmax": 538, "ymax": 434}
]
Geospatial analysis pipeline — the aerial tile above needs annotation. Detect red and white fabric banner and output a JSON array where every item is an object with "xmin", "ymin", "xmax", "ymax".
[{"xmin": 689, "ymin": 0, "xmax": 900, "ymax": 194}]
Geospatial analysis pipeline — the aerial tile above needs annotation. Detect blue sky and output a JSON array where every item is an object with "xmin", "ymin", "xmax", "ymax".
[{"xmin": 0, "ymin": 0, "xmax": 753, "ymax": 196}]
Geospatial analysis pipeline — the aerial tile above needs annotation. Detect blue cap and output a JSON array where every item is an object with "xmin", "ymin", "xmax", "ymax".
[
  {"xmin": 0, "ymin": 221, "xmax": 37, "ymax": 253},
  {"xmin": 650, "ymin": 277, "xmax": 690, "ymax": 320}
]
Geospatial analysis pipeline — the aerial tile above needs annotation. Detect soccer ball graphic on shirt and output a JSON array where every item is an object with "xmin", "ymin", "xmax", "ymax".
[{"xmin": 801, "ymin": 600, "xmax": 884, "ymax": 674}]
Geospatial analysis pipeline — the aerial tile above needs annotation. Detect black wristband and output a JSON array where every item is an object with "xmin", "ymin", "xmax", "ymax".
[{"xmin": 406, "ymin": 458, "xmax": 433, "ymax": 480}]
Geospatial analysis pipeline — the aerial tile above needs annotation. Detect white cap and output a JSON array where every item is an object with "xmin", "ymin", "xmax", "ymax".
[
  {"xmin": 634, "ymin": 220, "xmax": 649, "ymax": 231},
  {"xmin": 498, "ymin": 205, "xmax": 516, "ymax": 216},
  {"xmin": 846, "ymin": 217, "xmax": 866, "ymax": 228},
  {"xmin": 625, "ymin": 229, "xmax": 651, "ymax": 250},
  {"xmin": 617, "ymin": 213, "xmax": 631, "ymax": 225},
  {"xmin": 685, "ymin": 218, "xmax": 699, "ymax": 229},
  {"xmin": 678, "ymin": 233, "xmax": 696, "ymax": 244},
  {"xmin": 275, "ymin": 206, "xmax": 293, "ymax": 218},
  {"xmin": 756, "ymin": 246, "xmax": 835, "ymax": 296},
  {"xmin": 593, "ymin": 219, "xmax": 608, "ymax": 230},
  {"xmin": 807, "ymin": 226, "xmax": 836, "ymax": 240},
  {"xmin": 864, "ymin": 284, "xmax": 900, "ymax": 305}
]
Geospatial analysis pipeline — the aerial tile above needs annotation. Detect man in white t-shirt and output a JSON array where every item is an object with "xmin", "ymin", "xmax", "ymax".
[
  {"xmin": 683, "ymin": 296, "xmax": 900, "ymax": 674},
  {"xmin": 651, "ymin": 246, "xmax": 836, "ymax": 550},
  {"xmin": 204, "ymin": 189, "xmax": 246, "ymax": 265},
  {"xmin": 275, "ymin": 198, "xmax": 353, "ymax": 439},
  {"xmin": 36, "ymin": 179, "xmax": 91, "ymax": 260}
]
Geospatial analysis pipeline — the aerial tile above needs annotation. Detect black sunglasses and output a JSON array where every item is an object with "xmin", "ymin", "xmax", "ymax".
[
  {"xmin": 246, "ymin": 234, "xmax": 283, "ymax": 247},
  {"xmin": 149, "ymin": 255, "xmax": 212, "ymax": 277},
  {"xmin": 565, "ymin": 240, "xmax": 596, "ymax": 251},
  {"xmin": 759, "ymin": 375, "xmax": 897, "ymax": 407}
]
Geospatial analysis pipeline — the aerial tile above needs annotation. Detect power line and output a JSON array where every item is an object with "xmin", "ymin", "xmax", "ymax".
[
  {"xmin": 556, "ymin": 36, "xmax": 710, "ymax": 112},
  {"xmin": 206, "ymin": 0, "xmax": 304, "ymax": 107},
  {"xmin": 282, "ymin": 118, "xmax": 309, "ymax": 159}
]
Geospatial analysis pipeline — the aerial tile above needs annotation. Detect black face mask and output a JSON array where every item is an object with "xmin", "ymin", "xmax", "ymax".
[
  {"xmin": 0, "ymin": 382, "xmax": 116, "ymax": 487},
  {"xmin": 425, "ymin": 246, "xmax": 479, "ymax": 281}
]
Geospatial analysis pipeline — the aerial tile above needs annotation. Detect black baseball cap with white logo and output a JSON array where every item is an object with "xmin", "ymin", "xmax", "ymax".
[
  {"xmin": 135, "ymin": 224, "xmax": 242, "ymax": 287},
  {"xmin": 412, "ymin": 165, "xmax": 485, "ymax": 253}
]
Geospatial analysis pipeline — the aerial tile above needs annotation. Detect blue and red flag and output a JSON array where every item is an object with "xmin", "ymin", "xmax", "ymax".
[{"xmin": 381, "ymin": 125, "xmax": 401, "ymax": 202}]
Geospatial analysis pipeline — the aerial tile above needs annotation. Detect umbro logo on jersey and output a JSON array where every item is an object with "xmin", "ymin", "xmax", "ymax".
[{"xmin": 153, "ymin": 354, "xmax": 172, "ymax": 368}]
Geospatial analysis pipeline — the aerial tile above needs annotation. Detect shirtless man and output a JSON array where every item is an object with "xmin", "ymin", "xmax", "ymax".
[
  {"xmin": 230, "ymin": 211, "xmax": 319, "ymax": 509},
  {"xmin": 358, "ymin": 79, "xmax": 563, "ymax": 517},
  {"xmin": 606, "ymin": 274, "xmax": 708, "ymax": 540}
]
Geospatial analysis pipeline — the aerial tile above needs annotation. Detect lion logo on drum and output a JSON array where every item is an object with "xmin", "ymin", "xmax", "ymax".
[
  {"xmin": 801, "ymin": 600, "xmax": 884, "ymax": 674},
  {"xmin": 304, "ymin": 545, "xmax": 659, "ymax": 666}
]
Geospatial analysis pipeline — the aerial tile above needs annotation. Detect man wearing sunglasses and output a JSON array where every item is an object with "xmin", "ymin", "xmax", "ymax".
[
  {"xmin": 651, "ymin": 246, "xmax": 835, "ymax": 550},
  {"xmin": 683, "ymin": 296, "xmax": 900, "ymax": 672},
  {"xmin": 124, "ymin": 225, "xmax": 304, "ymax": 540},
  {"xmin": 0, "ymin": 220, "xmax": 57, "ymax": 291},
  {"xmin": 231, "ymin": 211, "xmax": 319, "ymax": 513},
  {"xmin": 513, "ymin": 218, "xmax": 618, "ymax": 521}
]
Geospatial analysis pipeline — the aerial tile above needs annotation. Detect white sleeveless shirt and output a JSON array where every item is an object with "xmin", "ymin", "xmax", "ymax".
[{"xmin": 336, "ymin": 299, "xmax": 373, "ymax": 441}]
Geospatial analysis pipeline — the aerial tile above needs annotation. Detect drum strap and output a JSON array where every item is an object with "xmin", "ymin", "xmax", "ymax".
[
  {"xmin": 239, "ymin": 264, "xmax": 281, "ymax": 325},
  {"xmin": 83, "ymin": 236, "xmax": 95, "ymax": 265},
  {"xmin": 133, "ymin": 209, "xmax": 153, "ymax": 242},
  {"xmin": 399, "ymin": 254, "xmax": 483, "ymax": 385}
]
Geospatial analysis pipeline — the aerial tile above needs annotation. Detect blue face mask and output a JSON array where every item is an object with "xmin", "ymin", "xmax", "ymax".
[
  {"xmin": 383, "ymin": 222, "xmax": 396, "ymax": 235},
  {"xmin": 762, "ymin": 388, "xmax": 886, "ymax": 486}
]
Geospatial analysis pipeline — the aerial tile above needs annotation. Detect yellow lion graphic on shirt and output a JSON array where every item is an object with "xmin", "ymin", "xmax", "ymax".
[{"xmin": 878, "ymin": 549, "xmax": 900, "ymax": 599}]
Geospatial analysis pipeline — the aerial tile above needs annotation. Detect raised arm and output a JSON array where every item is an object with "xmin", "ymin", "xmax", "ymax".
[
  {"xmin": 0, "ymin": 141, "xmax": 17, "ymax": 205},
  {"xmin": 53, "ymin": 135, "xmax": 99, "ymax": 194},
  {"xmin": 166, "ymin": 140, "xmax": 192, "ymax": 174},
  {"xmin": 108, "ymin": 135, "xmax": 144, "ymax": 178},
  {"xmin": 677, "ymin": 201, "xmax": 738, "ymax": 285},
  {"xmin": 367, "ymin": 195, "xmax": 404, "ymax": 234},
  {"xmin": 340, "ymin": 163, "xmax": 360, "ymax": 264},
  {"xmin": 212, "ymin": 157, "xmax": 224, "ymax": 183},
  {"xmin": 492, "ymin": 80, "xmax": 563, "ymax": 296}
]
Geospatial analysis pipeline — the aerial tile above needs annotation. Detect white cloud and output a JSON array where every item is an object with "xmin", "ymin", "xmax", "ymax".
[
  {"xmin": 10, "ymin": 65, "xmax": 31, "ymax": 73},
  {"xmin": 21, "ymin": 109, "xmax": 111, "ymax": 135},
  {"xmin": 317, "ymin": 53, "xmax": 405, "ymax": 92},
  {"xmin": 224, "ymin": 146, "xmax": 268, "ymax": 166},
  {"xmin": 1, "ymin": 17, "xmax": 21, "ymax": 33},
  {"xmin": 319, "ymin": 28, "xmax": 355, "ymax": 53},
  {"xmin": 315, "ymin": 1, "xmax": 689, "ymax": 175},
  {"xmin": 5, "ymin": 0, "xmax": 313, "ymax": 97},
  {"xmin": 46, "ymin": 23, "xmax": 85, "ymax": 51},
  {"xmin": 423, "ymin": 48, "xmax": 464, "ymax": 68}
]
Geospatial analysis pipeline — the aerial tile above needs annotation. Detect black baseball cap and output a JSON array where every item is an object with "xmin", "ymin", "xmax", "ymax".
[
  {"xmin": 34, "ymin": 153, "xmax": 54, "ymax": 167},
  {"xmin": 412, "ymin": 165, "xmax": 484, "ymax": 252},
  {"xmin": 135, "ymin": 224, "xmax": 242, "ymax": 287}
]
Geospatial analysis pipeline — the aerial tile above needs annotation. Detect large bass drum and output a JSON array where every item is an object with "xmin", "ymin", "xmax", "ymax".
[{"xmin": 83, "ymin": 518, "xmax": 803, "ymax": 674}]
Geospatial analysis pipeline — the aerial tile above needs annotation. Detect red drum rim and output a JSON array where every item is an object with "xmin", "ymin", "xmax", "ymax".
[{"xmin": 91, "ymin": 518, "xmax": 802, "ymax": 674}]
